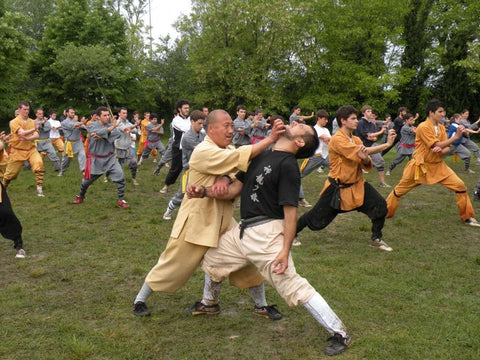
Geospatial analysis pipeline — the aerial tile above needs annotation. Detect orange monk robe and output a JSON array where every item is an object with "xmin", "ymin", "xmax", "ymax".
[
  {"xmin": 319, "ymin": 129, "xmax": 373, "ymax": 211},
  {"xmin": 386, "ymin": 119, "xmax": 475, "ymax": 221}
]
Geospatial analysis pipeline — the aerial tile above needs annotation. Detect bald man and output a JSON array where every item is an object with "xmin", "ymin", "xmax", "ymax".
[{"xmin": 133, "ymin": 110, "xmax": 285, "ymax": 317}]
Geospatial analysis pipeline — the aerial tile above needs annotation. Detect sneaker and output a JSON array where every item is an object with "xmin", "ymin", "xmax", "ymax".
[
  {"xmin": 324, "ymin": 333, "xmax": 351, "ymax": 356},
  {"xmin": 153, "ymin": 158, "xmax": 157, "ymax": 163},
  {"xmin": 317, "ymin": 167, "xmax": 324, "ymax": 174},
  {"xmin": 299, "ymin": 199, "xmax": 312, "ymax": 207},
  {"xmin": 465, "ymin": 218, "xmax": 480, "ymax": 227},
  {"xmin": 36, "ymin": 188, "xmax": 45, "ymax": 197},
  {"xmin": 379, "ymin": 182, "xmax": 391, "ymax": 188},
  {"xmin": 73, "ymin": 195, "xmax": 84, "ymax": 204},
  {"xmin": 190, "ymin": 301, "xmax": 220, "ymax": 315},
  {"xmin": 369, "ymin": 238, "xmax": 393, "ymax": 252},
  {"xmin": 465, "ymin": 168, "xmax": 475, "ymax": 174},
  {"xmin": 132, "ymin": 178, "xmax": 139, "ymax": 186},
  {"xmin": 15, "ymin": 249, "xmax": 26, "ymax": 259},
  {"xmin": 473, "ymin": 188, "xmax": 480, "ymax": 201},
  {"xmin": 385, "ymin": 170, "xmax": 391, "ymax": 176},
  {"xmin": 253, "ymin": 305, "xmax": 282, "ymax": 320},
  {"xmin": 476, "ymin": 158, "xmax": 480, "ymax": 165},
  {"xmin": 159, "ymin": 185, "xmax": 169, "ymax": 194},
  {"xmin": 165, "ymin": 163, "xmax": 170, "ymax": 168},
  {"xmin": 57, "ymin": 172, "xmax": 63, "ymax": 177},
  {"xmin": 163, "ymin": 209, "xmax": 173, "ymax": 220},
  {"xmin": 292, "ymin": 238, "xmax": 302, "ymax": 247},
  {"xmin": 117, "ymin": 199, "xmax": 129, "ymax": 208},
  {"xmin": 132, "ymin": 301, "xmax": 151, "ymax": 317},
  {"xmin": 103, "ymin": 176, "xmax": 108, "ymax": 183}
]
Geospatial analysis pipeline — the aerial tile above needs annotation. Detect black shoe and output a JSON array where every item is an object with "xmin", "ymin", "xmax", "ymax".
[
  {"xmin": 132, "ymin": 301, "xmax": 151, "ymax": 317},
  {"xmin": 324, "ymin": 333, "xmax": 351, "ymax": 356},
  {"xmin": 253, "ymin": 305, "xmax": 282, "ymax": 320},
  {"xmin": 153, "ymin": 165, "xmax": 163, "ymax": 176},
  {"xmin": 189, "ymin": 301, "xmax": 220, "ymax": 315}
]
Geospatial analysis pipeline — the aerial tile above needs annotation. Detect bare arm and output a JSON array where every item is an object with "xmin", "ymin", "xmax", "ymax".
[
  {"xmin": 365, "ymin": 129, "xmax": 396, "ymax": 155},
  {"xmin": 272, "ymin": 205, "xmax": 297, "ymax": 275},
  {"xmin": 186, "ymin": 179, "xmax": 243, "ymax": 201}
]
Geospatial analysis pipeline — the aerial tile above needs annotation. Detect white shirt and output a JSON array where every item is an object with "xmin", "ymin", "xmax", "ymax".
[
  {"xmin": 47, "ymin": 118, "xmax": 62, "ymax": 139},
  {"xmin": 314, "ymin": 124, "xmax": 331, "ymax": 159}
]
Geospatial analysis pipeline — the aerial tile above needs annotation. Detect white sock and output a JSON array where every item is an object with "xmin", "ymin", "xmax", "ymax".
[
  {"xmin": 134, "ymin": 282, "xmax": 153, "ymax": 304},
  {"xmin": 249, "ymin": 283, "xmax": 268, "ymax": 308},
  {"xmin": 303, "ymin": 292, "xmax": 347, "ymax": 337},
  {"xmin": 202, "ymin": 274, "xmax": 222, "ymax": 306}
]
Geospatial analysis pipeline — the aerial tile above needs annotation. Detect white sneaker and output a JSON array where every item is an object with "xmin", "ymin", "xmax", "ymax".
[
  {"xmin": 159, "ymin": 186, "xmax": 169, "ymax": 194},
  {"xmin": 298, "ymin": 199, "xmax": 312, "ymax": 207},
  {"xmin": 317, "ymin": 167, "xmax": 324, "ymax": 174},
  {"xmin": 165, "ymin": 163, "xmax": 170, "ymax": 168},
  {"xmin": 153, "ymin": 158, "xmax": 157, "ymax": 163},
  {"xmin": 369, "ymin": 239, "xmax": 393, "ymax": 252},
  {"xmin": 292, "ymin": 238, "xmax": 302, "ymax": 247},
  {"xmin": 465, "ymin": 218, "xmax": 480, "ymax": 227},
  {"xmin": 36, "ymin": 188, "xmax": 45, "ymax": 197},
  {"xmin": 57, "ymin": 172, "xmax": 63, "ymax": 177},
  {"xmin": 379, "ymin": 182, "xmax": 391, "ymax": 188},
  {"xmin": 465, "ymin": 168, "xmax": 475, "ymax": 174},
  {"xmin": 132, "ymin": 178, "xmax": 139, "ymax": 186},
  {"xmin": 103, "ymin": 176, "xmax": 108, "ymax": 183},
  {"xmin": 163, "ymin": 209, "xmax": 173, "ymax": 220},
  {"xmin": 385, "ymin": 170, "xmax": 391, "ymax": 176},
  {"xmin": 15, "ymin": 249, "xmax": 26, "ymax": 258}
]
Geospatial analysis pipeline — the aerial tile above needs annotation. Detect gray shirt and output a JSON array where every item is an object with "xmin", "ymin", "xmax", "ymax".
[
  {"xmin": 36, "ymin": 119, "xmax": 51, "ymax": 140},
  {"xmin": 181, "ymin": 128, "xmax": 206, "ymax": 169},
  {"xmin": 232, "ymin": 117, "xmax": 252, "ymax": 146},
  {"xmin": 251, "ymin": 118, "xmax": 268, "ymax": 138},
  {"xmin": 62, "ymin": 117, "xmax": 84, "ymax": 141},
  {"xmin": 115, "ymin": 119, "xmax": 136, "ymax": 150},
  {"xmin": 87, "ymin": 121, "xmax": 121, "ymax": 157},
  {"xmin": 146, "ymin": 123, "xmax": 163, "ymax": 142}
]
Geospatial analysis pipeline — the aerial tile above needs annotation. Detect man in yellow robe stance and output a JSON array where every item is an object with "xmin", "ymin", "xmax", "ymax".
[{"xmin": 386, "ymin": 99, "xmax": 480, "ymax": 227}]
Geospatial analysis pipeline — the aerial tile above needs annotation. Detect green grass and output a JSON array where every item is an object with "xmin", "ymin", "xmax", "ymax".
[{"xmin": 1, "ymin": 152, "xmax": 479, "ymax": 359}]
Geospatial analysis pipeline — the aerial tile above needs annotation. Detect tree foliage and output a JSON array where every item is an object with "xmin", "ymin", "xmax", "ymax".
[{"xmin": 1, "ymin": 0, "xmax": 480, "ymax": 123}]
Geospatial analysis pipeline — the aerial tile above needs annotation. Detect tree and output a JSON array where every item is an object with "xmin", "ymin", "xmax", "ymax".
[{"xmin": 0, "ymin": 3, "xmax": 31, "ymax": 121}]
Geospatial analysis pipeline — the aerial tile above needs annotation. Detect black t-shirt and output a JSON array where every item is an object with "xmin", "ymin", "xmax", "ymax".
[
  {"xmin": 393, "ymin": 116, "xmax": 404, "ymax": 141},
  {"xmin": 236, "ymin": 150, "xmax": 300, "ymax": 220}
]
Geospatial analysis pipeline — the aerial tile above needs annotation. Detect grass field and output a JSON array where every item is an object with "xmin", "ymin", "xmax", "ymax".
[{"xmin": 1, "ymin": 151, "xmax": 479, "ymax": 359}]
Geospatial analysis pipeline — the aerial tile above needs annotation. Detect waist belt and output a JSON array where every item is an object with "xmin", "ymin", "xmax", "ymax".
[
  {"xmin": 328, "ymin": 177, "xmax": 354, "ymax": 210},
  {"xmin": 239, "ymin": 215, "xmax": 273, "ymax": 239},
  {"xmin": 399, "ymin": 143, "xmax": 415, "ymax": 148}
]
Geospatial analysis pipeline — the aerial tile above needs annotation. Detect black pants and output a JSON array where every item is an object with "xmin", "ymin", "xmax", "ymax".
[
  {"xmin": 0, "ymin": 183, "xmax": 23, "ymax": 250},
  {"xmin": 165, "ymin": 146, "xmax": 183, "ymax": 186},
  {"xmin": 296, "ymin": 182, "xmax": 387, "ymax": 240}
]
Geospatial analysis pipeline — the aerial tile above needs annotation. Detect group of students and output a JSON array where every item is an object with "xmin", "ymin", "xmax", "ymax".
[{"xmin": 2, "ymin": 98, "xmax": 480, "ymax": 357}]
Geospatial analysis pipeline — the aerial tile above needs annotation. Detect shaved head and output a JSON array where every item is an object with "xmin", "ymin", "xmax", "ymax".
[{"xmin": 205, "ymin": 109, "xmax": 229, "ymax": 132}]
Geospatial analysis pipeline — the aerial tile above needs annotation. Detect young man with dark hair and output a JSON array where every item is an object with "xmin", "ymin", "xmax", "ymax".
[
  {"xmin": 296, "ymin": 105, "xmax": 396, "ymax": 251},
  {"xmin": 58, "ymin": 107, "xmax": 86, "ymax": 176},
  {"xmin": 160, "ymin": 100, "xmax": 190, "ymax": 194},
  {"xmin": 163, "ymin": 110, "xmax": 206, "ymax": 220},
  {"xmin": 386, "ymin": 99, "xmax": 480, "ymax": 227},
  {"xmin": 73, "ymin": 107, "xmax": 129, "ymax": 208},
  {"xmin": 298, "ymin": 109, "xmax": 331, "ymax": 208},
  {"xmin": 357, "ymin": 105, "xmax": 390, "ymax": 187},
  {"xmin": 289, "ymin": 105, "xmax": 314, "ymax": 124},
  {"xmin": 232, "ymin": 105, "xmax": 252, "ymax": 147},
  {"xmin": 34, "ymin": 108, "xmax": 61, "ymax": 172},
  {"xmin": 115, "ymin": 107, "xmax": 140, "ymax": 185},
  {"xmin": 188, "ymin": 120, "xmax": 353, "ymax": 356}
]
